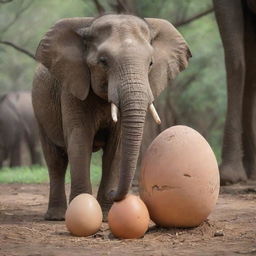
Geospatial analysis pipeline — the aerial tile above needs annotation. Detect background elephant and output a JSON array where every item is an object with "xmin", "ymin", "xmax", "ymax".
[
  {"xmin": 213, "ymin": 0, "xmax": 256, "ymax": 184},
  {"xmin": 33, "ymin": 14, "xmax": 191, "ymax": 220},
  {"xmin": 0, "ymin": 91, "xmax": 42, "ymax": 168}
]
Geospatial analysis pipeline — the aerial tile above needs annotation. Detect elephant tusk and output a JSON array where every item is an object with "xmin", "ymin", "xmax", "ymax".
[
  {"xmin": 111, "ymin": 103, "xmax": 118, "ymax": 123},
  {"xmin": 149, "ymin": 103, "xmax": 161, "ymax": 125}
]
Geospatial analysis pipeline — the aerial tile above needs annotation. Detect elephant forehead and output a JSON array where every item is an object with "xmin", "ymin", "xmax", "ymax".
[
  {"xmin": 92, "ymin": 14, "xmax": 148, "ymax": 27},
  {"xmin": 124, "ymin": 38, "xmax": 133, "ymax": 45},
  {"xmin": 91, "ymin": 14, "xmax": 150, "ymax": 39}
]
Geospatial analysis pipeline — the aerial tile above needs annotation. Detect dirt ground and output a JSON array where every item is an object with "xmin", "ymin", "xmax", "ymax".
[{"xmin": 0, "ymin": 182, "xmax": 255, "ymax": 256}]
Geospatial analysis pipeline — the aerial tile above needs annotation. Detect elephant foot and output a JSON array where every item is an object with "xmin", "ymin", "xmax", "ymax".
[
  {"xmin": 243, "ymin": 161, "xmax": 256, "ymax": 180},
  {"xmin": 44, "ymin": 207, "xmax": 66, "ymax": 221},
  {"xmin": 249, "ymin": 172, "xmax": 256, "ymax": 180},
  {"xmin": 98, "ymin": 200, "xmax": 113, "ymax": 222},
  {"xmin": 102, "ymin": 209, "xmax": 109, "ymax": 222},
  {"xmin": 219, "ymin": 161, "xmax": 247, "ymax": 185}
]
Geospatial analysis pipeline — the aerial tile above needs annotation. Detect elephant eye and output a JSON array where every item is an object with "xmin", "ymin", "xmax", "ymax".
[
  {"xmin": 149, "ymin": 60, "xmax": 153, "ymax": 67},
  {"xmin": 99, "ymin": 56, "xmax": 108, "ymax": 67}
]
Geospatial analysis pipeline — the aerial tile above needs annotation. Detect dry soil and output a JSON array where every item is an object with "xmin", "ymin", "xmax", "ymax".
[{"xmin": 0, "ymin": 182, "xmax": 255, "ymax": 256}]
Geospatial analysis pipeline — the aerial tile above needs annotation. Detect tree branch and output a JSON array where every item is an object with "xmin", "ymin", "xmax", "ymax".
[
  {"xmin": 174, "ymin": 7, "xmax": 214, "ymax": 27},
  {"xmin": 0, "ymin": 40, "xmax": 35, "ymax": 60},
  {"xmin": 0, "ymin": 0, "xmax": 13, "ymax": 3},
  {"xmin": 175, "ymin": 2, "xmax": 189, "ymax": 26},
  {"xmin": 90, "ymin": 0, "xmax": 105, "ymax": 15},
  {"xmin": 1, "ymin": 0, "xmax": 33, "ymax": 34},
  {"xmin": 110, "ymin": 0, "xmax": 137, "ymax": 14},
  {"xmin": 110, "ymin": 0, "xmax": 128, "ymax": 13}
]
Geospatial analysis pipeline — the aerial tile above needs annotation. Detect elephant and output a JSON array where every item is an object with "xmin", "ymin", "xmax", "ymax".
[
  {"xmin": 32, "ymin": 14, "xmax": 191, "ymax": 220},
  {"xmin": 213, "ymin": 0, "xmax": 256, "ymax": 184},
  {"xmin": 0, "ymin": 91, "xmax": 42, "ymax": 168}
]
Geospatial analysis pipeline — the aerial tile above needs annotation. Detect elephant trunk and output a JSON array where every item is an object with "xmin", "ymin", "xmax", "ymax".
[{"xmin": 112, "ymin": 72, "xmax": 150, "ymax": 201}]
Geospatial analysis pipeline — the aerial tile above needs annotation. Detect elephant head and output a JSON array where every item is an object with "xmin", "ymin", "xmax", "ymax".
[{"xmin": 35, "ymin": 15, "xmax": 191, "ymax": 201}]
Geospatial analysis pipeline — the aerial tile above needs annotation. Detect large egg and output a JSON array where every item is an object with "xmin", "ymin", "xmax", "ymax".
[
  {"xmin": 65, "ymin": 193, "xmax": 102, "ymax": 236},
  {"xmin": 139, "ymin": 125, "xmax": 220, "ymax": 228},
  {"xmin": 108, "ymin": 194, "xmax": 150, "ymax": 239}
]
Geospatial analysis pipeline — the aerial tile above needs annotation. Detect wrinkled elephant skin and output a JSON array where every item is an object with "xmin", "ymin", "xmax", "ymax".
[{"xmin": 32, "ymin": 14, "xmax": 191, "ymax": 220}]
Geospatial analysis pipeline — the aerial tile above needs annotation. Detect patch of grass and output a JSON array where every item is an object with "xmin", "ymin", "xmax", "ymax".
[
  {"xmin": 0, "ymin": 165, "xmax": 49, "ymax": 184},
  {"xmin": 0, "ymin": 152, "xmax": 102, "ymax": 185}
]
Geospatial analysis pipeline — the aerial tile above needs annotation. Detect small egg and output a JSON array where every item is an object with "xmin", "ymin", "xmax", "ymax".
[
  {"xmin": 140, "ymin": 125, "xmax": 220, "ymax": 228},
  {"xmin": 65, "ymin": 193, "xmax": 102, "ymax": 237},
  {"xmin": 108, "ymin": 194, "xmax": 150, "ymax": 239}
]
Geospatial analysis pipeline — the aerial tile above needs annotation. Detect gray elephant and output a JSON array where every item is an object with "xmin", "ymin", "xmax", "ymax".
[
  {"xmin": 213, "ymin": 0, "xmax": 256, "ymax": 184},
  {"xmin": 0, "ymin": 91, "xmax": 42, "ymax": 168},
  {"xmin": 32, "ymin": 14, "xmax": 191, "ymax": 220}
]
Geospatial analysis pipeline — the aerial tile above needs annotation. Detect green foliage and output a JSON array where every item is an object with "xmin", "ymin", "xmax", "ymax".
[
  {"xmin": 0, "ymin": 0, "xmax": 96, "ymax": 93},
  {"xmin": 135, "ymin": 0, "xmax": 225, "ymax": 161},
  {"xmin": 0, "ymin": 0, "xmax": 226, "ymax": 164},
  {"xmin": 136, "ymin": 0, "xmax": 211, "ymax": 22},
  {"xmin": 173, "ymin": 12, "xmax": 226, "ymax": 161}
]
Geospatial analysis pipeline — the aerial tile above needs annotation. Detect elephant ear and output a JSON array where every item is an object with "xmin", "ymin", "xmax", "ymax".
[
  {"xmin": 35, "ymin": 18, "xmax": 93, "ymax": 101},
  {"xmin": 145, "ymin": 18, "xmax": 192, "ymax": 98}
]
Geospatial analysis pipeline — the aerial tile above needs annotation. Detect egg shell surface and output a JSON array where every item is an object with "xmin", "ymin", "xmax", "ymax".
[
  {"xmin": 108, "ymin": 194, "xmax": 150, "ymax": 239},
  {"xmin": 140, "ymin": 125, "xmax": 220, "ymax": 227},
  {"xmin": 65, "ymin": 193, "xmax": 102, "ymax": 237}
]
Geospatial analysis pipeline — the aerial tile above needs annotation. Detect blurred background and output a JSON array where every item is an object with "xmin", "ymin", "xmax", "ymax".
[{"xmin": 0, "ymin": 0, "xmax": 225, "ymax": 182}]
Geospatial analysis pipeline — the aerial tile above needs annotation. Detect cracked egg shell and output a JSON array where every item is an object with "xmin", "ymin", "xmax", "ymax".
[{"xmin": 139, "ymin": 125, "xmax": 220, "ymax": 228}]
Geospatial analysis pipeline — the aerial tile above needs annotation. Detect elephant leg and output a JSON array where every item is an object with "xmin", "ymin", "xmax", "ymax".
[
  {"xmin": 40, "ymin": 131, "xmax": 68, "ymax": 220},
  {"xmin": 214, "ymin": 0, "xmax": 247, "ymax": 184},
  {"xmin": 68, "ymin": 128, "xmax": 93, "ymax": 202},
  {"xmin": 27, "ymin": 137, "xmax": 43, "ymax": 166},
  {"xmin": 97, "ymin": 125, "xmax": 121, "ymax": 221},
  {"xmin": 31, "ymin": 149, "xmax": 43, "ymax": 166},
  {"xmin": 10, "ymin": 140, "xmax": 22, "ymax": 167},
  {"xmin": 242, "ymin": 9, "xmax": 256, "ymax": 180}
]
